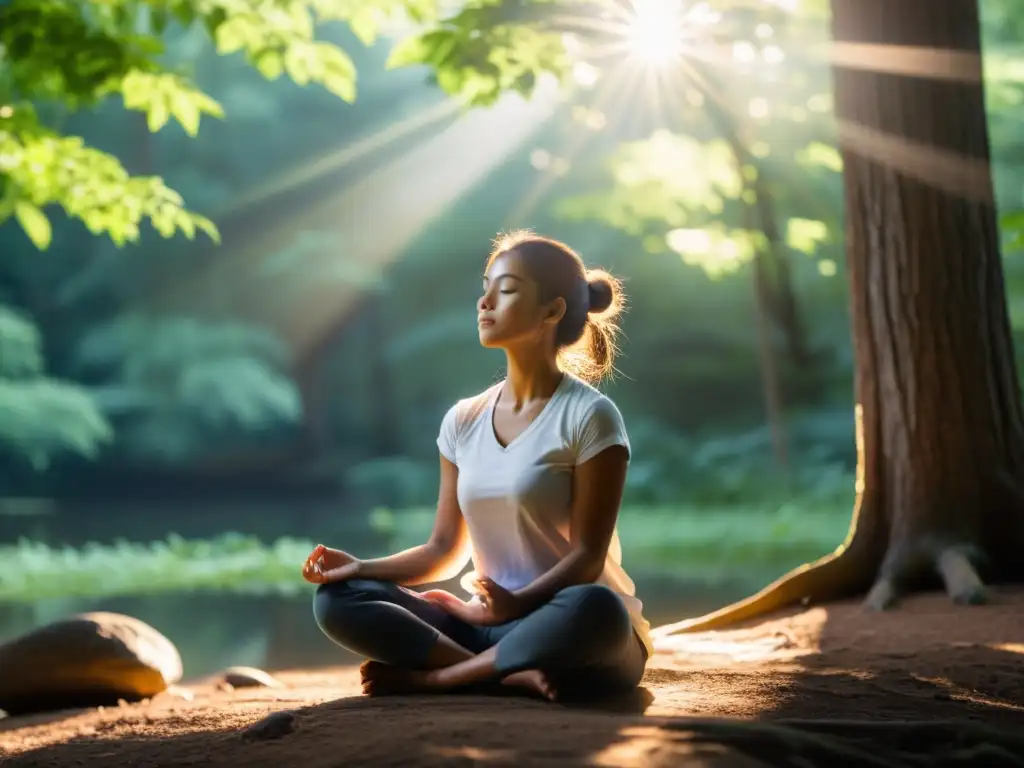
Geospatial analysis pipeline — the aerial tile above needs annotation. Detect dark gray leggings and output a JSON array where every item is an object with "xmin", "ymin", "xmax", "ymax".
[{"xmin": 313, "ymin": 579, "xmax": 647, "ymax": 696}]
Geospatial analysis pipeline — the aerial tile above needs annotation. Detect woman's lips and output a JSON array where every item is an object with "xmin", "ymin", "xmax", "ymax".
[{"xmin": 478, "ymin": 318, "xmax": 495, "ymax": 327}]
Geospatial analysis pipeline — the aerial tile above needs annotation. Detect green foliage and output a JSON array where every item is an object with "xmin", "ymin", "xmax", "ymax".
[
  {"xmin": 386, "ymin": 0, "xmax": 568, "ymax": 106},
  {"xmin": 73, "ymin": 314, "xmax": 302, "ymax": 462},
  {"xmin": 0, "ymin": 503, "xmax": 850, "ymax": 602},
  {"xmin": 0, "ymin": 108, "xmax": 219, "ymax": 248},
  {"xmin": 0, "ymin": 532, "xmax": 315, "ymax": 601},
  {"xmin": 623, "ymin": 410, "xmax": 856, "ymax": 507},
  {"xmin": 0, "ymin": 304, "xmax": 43, "ymax": 378},
  {"xmin": 0, "ymin": 0, "xmax": 438, "ymax": 248},
  {"xmin": 0, "ymin": 380, "xmax": 114, "ymax": 469},
  {"xmin": 0, "ymin": 305, "xmax": 112, "ymax": 469},
  {"xmin": 558, "ymin": 131, "xmax": 767, "ymax": 277}
]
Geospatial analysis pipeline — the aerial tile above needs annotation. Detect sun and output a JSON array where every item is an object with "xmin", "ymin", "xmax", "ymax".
[{"xmin": 625, "ymin": 0, "xmax": 685, "ymax": 65}]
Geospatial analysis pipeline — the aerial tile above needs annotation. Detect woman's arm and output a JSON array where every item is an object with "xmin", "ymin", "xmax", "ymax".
[
  {"xmin": 510, "ymin": 443, "xmax": 628, "ymax": 612},
  {"xmin": 355, "ymin": 455, "xmax": 472, "ymax": 586}
]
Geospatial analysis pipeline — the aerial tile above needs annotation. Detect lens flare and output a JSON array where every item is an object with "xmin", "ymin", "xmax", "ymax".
[{"xmin": 626, "ymin": 0, "xmax": 685, "ymax": 65}]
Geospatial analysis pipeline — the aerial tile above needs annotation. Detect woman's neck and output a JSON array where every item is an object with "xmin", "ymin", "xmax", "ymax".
[{"xmin": 502, "ymin": 348, "xmax": 562, "ymax": 410}]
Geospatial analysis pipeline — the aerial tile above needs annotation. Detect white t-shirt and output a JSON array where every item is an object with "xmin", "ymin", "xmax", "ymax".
[{"xmin": 436, "ymin": 372, "xmax": 654, "ymax": 656}]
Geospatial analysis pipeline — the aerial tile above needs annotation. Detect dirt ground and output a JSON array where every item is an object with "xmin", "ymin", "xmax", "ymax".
[{"xmin": 2, "ymin": 588, "xmax": 1023, "ymax": 767}]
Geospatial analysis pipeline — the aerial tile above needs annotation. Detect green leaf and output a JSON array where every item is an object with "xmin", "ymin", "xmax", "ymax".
[
  {"xmin": 256, "ymin": 50, "xmax": 285, "ymax": 80},
  {"xmin": 147, "ymin": 98, "xmax": 170, "ymax": 132},
  {"xmin": 14, "ymin": 201, "xmax": 52, "ymax": 250},
  {"xmin": 285, "ymin": 46, "xmax": 311, "ymax": 85},
  {"xmin": 192, "ymin": 214, "xmax": 220, "ymax": 244},
  {"xmin": 348, "ymin": 10, "xmax": 379, "ymax": 46},
  {"xmin": 317, "ymin": 45, "xmax": 357, "ymax": 101},
  {"xmin": 214, "ymin": 18, "xmax": 249, "ymax": 55},
  {"xmin": 387, "ymin": 35, "xmax": 430, "ymax": 69},
  {"xmin": 171, "ymin": 91, "xmax": 201, "ymax": 137}
]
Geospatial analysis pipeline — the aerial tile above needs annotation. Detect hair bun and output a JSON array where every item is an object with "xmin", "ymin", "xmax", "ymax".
[{"xmin": 587, "ymin": 275, "xmax": 614, "ymax": 314}]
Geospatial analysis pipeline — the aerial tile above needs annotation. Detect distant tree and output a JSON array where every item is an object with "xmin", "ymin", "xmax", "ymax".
[{"xmin": 0, "ymin": 304, "xmax": 112, "ymax": 474}]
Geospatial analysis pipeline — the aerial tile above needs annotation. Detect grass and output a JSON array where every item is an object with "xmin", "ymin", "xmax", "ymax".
[{"xmin": 0, "ymin": 503, "xmax": 851, "ymax": 603}]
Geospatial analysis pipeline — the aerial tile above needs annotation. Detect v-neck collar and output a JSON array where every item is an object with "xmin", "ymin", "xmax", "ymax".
[{"xmin": 488, "ymin": 374, "xmax": 569, "ymax": 452}]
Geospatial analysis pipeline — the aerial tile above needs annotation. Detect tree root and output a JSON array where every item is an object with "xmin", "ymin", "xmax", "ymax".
[
  {"xmin": 863, "ymin": 576, "xmax": 900, "ymax": 611},
  {"xmin": 651, "ymin": 540, "xmax": 873, "ymax": 638},
  {"xmin": 936, "ymin": 548, "xmax": 988, "ymax": 605}
]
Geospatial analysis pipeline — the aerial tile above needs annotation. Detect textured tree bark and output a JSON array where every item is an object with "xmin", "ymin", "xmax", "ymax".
[{"xmin": 654, "ymin": 0, "xmax": 1024, "ymax": 637}]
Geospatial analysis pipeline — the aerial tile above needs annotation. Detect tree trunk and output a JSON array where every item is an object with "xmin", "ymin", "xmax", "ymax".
[{"xmin": 654, "ymin": 0, "xmax": 1024, "ymax": 637}]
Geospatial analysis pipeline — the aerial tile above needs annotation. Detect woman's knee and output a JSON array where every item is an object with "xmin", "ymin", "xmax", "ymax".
[
  {"xmin": 312, "ymin": 578, "xmax": 391, "ymax": 633},
  {"xmin": 554, "ymin": 584, "xmax": 632, "ymax": 636},
  {"xmin": 494, "ymin": 585, "xmax": 633, "ymax": 674}
]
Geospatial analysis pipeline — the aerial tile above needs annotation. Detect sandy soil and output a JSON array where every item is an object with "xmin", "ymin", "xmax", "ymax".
[{"xmin": 2, "ymin": 588, "xmax": 1023, "ymax": 767}]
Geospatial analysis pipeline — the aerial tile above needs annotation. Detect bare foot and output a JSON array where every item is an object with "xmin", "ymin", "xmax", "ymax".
[
  {"xmin": 359, "ymin": 661, "xmax": 429, "ymax": 696},
  {"xmin": 501, "ymin": 669, "xmax": 558, "ymax": 702}
]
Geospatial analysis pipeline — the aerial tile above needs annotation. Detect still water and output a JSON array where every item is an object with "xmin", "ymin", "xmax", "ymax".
[{"xmin": 0, "ymin": 579, "xmax": 744, "ymax": 680}]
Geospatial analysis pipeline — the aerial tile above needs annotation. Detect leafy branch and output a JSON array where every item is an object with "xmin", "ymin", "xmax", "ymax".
[{"xmin": 0, "ymin": 0, "xmax": 439, "ymax": 250}]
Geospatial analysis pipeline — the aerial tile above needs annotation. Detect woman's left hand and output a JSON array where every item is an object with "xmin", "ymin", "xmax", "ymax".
[{"xmin": 421, "ymin": 577, "xmax": 525, "ymax": 626}]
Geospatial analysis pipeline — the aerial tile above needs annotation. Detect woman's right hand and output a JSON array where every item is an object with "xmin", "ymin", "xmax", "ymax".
[{"xmin": 302, "ymin": 544, "xmax": 361, "ymax": 584}]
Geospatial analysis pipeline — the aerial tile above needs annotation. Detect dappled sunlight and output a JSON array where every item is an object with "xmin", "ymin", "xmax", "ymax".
[
  {"xmin": 3, "ymin": 593, "xmax": 1024, "ymax": 766},
  {"xmin": 992, "ymin": 642, "xmax": 1024, "ymax": 655},
  {"xmin": 426, "ymin": 745, "xmax": 518, "ymax": 762},
  {"xmin": 910, "ymin": 673, "xmax": 1024, "ymax": 714},
  {"xmin": 590, "ymin": 725, "xmax": 732, "ymax": 767},
  {"xmin": 654, "ymin": 631, "xmax": 814, "ymax": 663}
]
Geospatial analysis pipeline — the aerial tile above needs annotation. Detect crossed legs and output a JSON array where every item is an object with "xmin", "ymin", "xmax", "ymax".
[{"xmin": 313, "ymin": 579, "xmax": 646, "ymax": 700}]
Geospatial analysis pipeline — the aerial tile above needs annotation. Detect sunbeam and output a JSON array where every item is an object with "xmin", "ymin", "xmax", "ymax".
[
  {"xmin": 213, "ymin": 99, "xmax": 463, "ymax": 218},
  {"xmin": 152, "ymin": 81, "xmax": 564, "ymax": 363}
]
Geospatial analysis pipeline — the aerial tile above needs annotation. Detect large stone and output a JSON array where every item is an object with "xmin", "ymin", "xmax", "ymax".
[{"xmin": 0, "ymin": 612, "xmax": 182, "ymax": 716}]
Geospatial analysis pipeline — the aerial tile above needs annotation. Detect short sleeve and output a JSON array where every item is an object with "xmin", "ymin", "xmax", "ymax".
[
  {"xmin": 575, "ymin": 397, "xmax": 630, "ymax": 466},
  {"xmin": 436, "ymin": 403, "xmax": 461, "ymax": 464}
]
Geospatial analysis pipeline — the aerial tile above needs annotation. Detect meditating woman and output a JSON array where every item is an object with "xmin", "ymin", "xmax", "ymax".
[{"xmin": 302, "ymin": 230, "xmax": 653, "ymax": 701}]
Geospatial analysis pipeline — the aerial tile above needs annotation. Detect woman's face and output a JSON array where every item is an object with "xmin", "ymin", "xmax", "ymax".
[{"xmin": 477, "ymin": 251, "xmax": 563, "ymax": 349}]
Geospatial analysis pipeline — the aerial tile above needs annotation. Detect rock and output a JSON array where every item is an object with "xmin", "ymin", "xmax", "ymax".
[
  {"xmin": 0, "ymin": 612, "xmax": 182, "ymax": 716},
  {"xmin": 220, "ymin": 666, "xmax": 282, "ymax": 689},
  {"xmin": 241, "ymin": 711, "xmax": 297, "ymax": 741}
]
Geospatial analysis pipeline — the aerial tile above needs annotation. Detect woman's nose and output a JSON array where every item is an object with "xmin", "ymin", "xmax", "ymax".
[{"xmin": 478, "ymin": 292, "xmax": 493, "ymax": 311}]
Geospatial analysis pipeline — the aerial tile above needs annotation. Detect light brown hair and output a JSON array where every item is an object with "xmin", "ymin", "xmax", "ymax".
[{"xmin": 487, "ymin": 229, "xmax": 625, "ymax": 382}]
